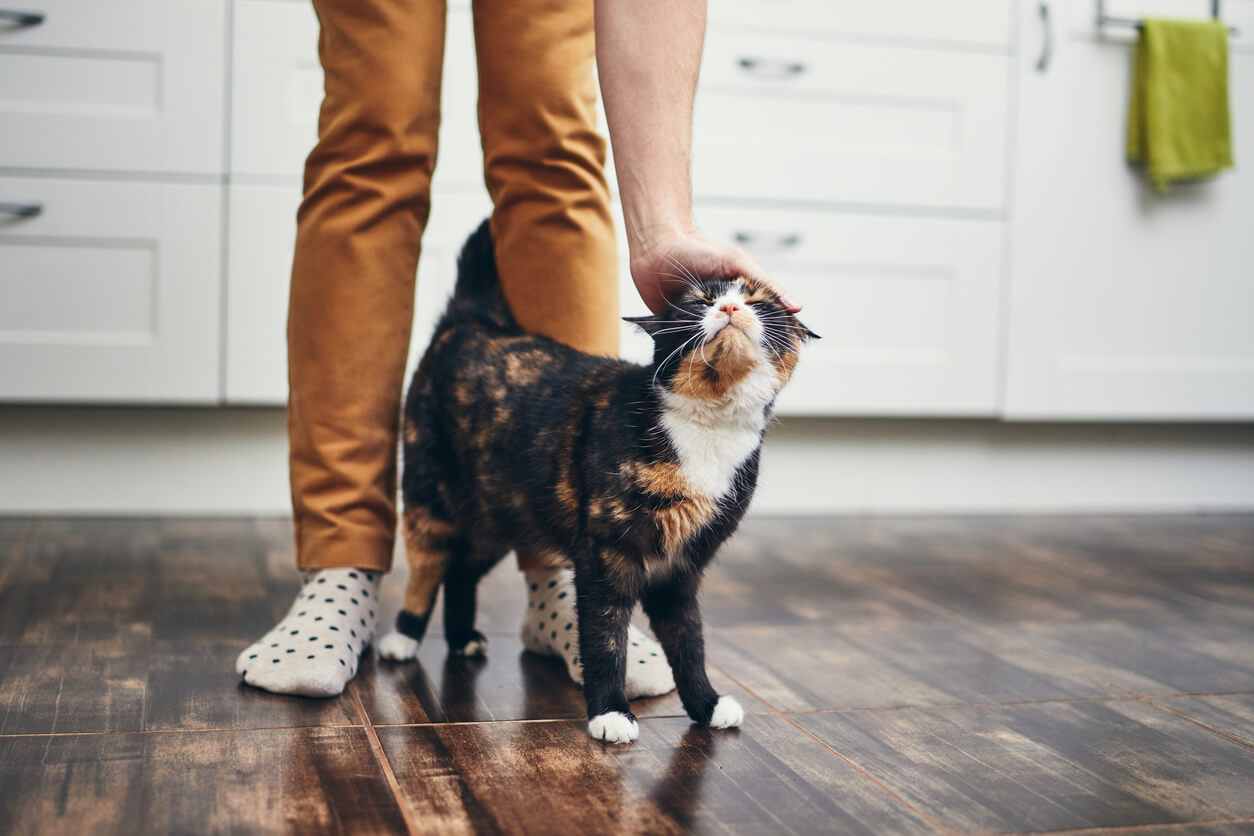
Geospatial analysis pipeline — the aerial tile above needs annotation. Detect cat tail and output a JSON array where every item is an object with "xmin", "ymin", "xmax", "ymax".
[{"xmin": 445, "ymin": 218, "xmax": 520, "ymax": 333}]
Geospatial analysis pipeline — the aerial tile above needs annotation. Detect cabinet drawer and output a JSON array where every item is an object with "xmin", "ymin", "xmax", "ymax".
[
  {"xmin": 230, "ymin": 0, "xmax": 482, "ymax": 187},
  {"xmin": 711, "ymin": 0, "xmax": 1013, "ymax": 48},
  {"xmin": 0, "ymin": 1, "xmax": 226, "ymax": 175},
  {"xmin": 686, "ymin": 207, "xmax": 1005, "ymax": 416},
  {"xmin": 225, "ymin": 184, "xmax": 492, "ymax": 404},
  {"xmin": 693, "ymin": 32, "xmax": 1011, "ymax": 210},
  {"xmin": 0, "ymin": 178, "xmax": 222, "ymax": 403}
]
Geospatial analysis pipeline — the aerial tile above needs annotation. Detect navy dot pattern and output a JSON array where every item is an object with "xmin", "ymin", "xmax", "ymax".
[
  {"xmin": 519, "ymin": 566, "xmax": 673, "ymax": 698},
  {"xmin": 236, "ymin": 567, "xmax": 382, "ymax": 697}
]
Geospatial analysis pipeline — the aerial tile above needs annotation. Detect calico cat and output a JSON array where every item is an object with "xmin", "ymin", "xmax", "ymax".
[{"xmin": 378, "ymin": 220, "xmax": 815, "ymax": 743}]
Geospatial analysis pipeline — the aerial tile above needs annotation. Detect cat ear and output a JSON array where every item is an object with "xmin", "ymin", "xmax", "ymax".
[
  {"xmin": 622, "ymin": 315, "xmax": 669, "ymax": 336},
  {"xmin": 796, "ymin": 319, "xmax": 821, "ymax": 341}
]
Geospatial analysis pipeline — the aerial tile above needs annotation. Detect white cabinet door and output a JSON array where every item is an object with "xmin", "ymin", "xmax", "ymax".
[
  {"xmin": 230, "ymin": 0, "xmax": 482, "ymax": 188},
  {"xmin": 0, "ymin": 0, "xmax": 226, "ymax": 175},
  {"xmin": 693, "ymin": 31, "xmax": 1012, "ymax": 210},
  {"xmin": 691, "ymin": 206, "xmax": 1005, "ymax": 416},
  {"xmin": 225, "ymin": 184, "xmax": 491, "ymax": 404},
  {"xmin": 711, "ymin": 0, "xmax": 1014, "ymax": 48},
  {"xmin": 1004, "ymin": 0, "xmax": 1254, "ymax": 420},
  {"xmin": 0, "ymin": 178, "xmax": 222, "ymax": 403}
]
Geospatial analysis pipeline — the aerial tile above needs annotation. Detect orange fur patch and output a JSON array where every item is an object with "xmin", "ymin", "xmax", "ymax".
[
  {"xmin": 671, "ymin": 328, "xmax": 759, "ymax": 400},
  {"xmin": 401, "ymin": 416, "xmax": 419, "ymax": 445},
  {"xmin": 635, "ymin": 461, "xmax": 717, "ymax": 556},
  {"xmin": 503, "ymin": 350, "xmax": 549, "ymax": 386},
  {"xmin": 401, "ymin": 507, "xmax": 455, "ymax": 614}
]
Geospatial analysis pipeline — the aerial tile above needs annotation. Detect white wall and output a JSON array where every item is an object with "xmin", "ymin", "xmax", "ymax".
[{"xmin": 2, "ymin": 407, "xmax": 1252, "ymax": 516}]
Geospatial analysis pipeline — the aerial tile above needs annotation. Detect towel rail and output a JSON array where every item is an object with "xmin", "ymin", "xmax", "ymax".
[{"xmin": 1096, "ymin": 0, "xmax": 1238, "ymax": 35}]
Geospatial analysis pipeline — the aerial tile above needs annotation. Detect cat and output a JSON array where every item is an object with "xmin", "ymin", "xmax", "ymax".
[{"xmin": 378, "ymin": 220, "xmax": 816, "ymax": 743}]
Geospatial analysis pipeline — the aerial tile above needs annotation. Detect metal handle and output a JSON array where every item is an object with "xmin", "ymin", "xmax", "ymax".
[
  {"xmin": 0, "ymin": 9, "xmax": 45, "ymax": 26},
  {"xmin": 0, "ymin": 202, "xmax": 43, "ymax": 218},
  {"xmin": 737, "ymin": 57, "xmax": 806, "ymax": 79},
  {"xmin": 733, "ymin": 231, "xmax": 801, "ymax": 251},
  {"xmin": 1036, "ymin": 2, "xmax": 1053, "ymax": 73}
]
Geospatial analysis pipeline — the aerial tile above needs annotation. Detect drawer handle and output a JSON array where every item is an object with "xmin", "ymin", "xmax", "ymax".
[
  {"xmin": 0, "ymin": 201, "xmax": 43, "ymax": 218},
  {"xmin": 1036, "ymin": 2, "xmax": 1053, "ymax": 73},
  {"xmin": 737, "ymin": 57, "xmax": 806, "ymax": 79},
  {"xmin": 733, "ymin": 231, "xmax": 801, "ymax": 251},
  {"xmin": 0, "ymin": 9, "xmax": 45, "ymax": 26}
]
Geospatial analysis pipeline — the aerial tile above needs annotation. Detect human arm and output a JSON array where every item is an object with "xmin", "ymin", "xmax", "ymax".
[{"xmin": 593, "ymin": 0, "xmax": 801, "ymax": 314}]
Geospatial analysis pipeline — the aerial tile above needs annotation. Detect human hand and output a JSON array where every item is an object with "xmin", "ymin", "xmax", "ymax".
[{"xmin": 629, "ymin": 230, "xmax": 802, "ymax": 315}]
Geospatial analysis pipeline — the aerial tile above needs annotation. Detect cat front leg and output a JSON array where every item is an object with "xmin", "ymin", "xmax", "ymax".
[
  {"xmin": 641, "ymin": 576, "xmax": 742, "ymax": 729},
  {"xmin": 573, "ymin": 563, "xmax": 638, "ymax": 743}
]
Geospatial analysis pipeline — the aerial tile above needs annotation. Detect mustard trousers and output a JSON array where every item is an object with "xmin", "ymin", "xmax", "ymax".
[{"xmin": 287, "ymin": 0, "xmax": 619, "ymax": 573}]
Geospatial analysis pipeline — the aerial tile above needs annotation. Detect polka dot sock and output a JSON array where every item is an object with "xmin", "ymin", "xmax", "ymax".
[
  {"xmin": 236, "ymin": 568, "xmax": 380, "ymax": 698},
  {"xmin": 520, "ymin": 567, "xmax": 676, "ymax": 700}
]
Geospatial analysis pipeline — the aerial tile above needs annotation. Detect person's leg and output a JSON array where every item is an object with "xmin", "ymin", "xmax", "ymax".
[
  {"xmin": 237, "ymin": 0, "xmax": 447, "ymax": 697},
  {"xmin": 473, "ymin": 0, "xmax": 672, "ymax": 698}
]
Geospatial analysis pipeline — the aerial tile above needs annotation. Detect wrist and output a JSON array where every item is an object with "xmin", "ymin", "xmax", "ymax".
[{"xmin": 625, "ymin": 218, "xmax": 696, "ymax": 267}]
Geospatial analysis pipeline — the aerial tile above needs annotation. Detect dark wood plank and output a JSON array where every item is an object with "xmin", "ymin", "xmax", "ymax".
[
  {"xmin": 0, "ymin": 517, "xmax": 300, "ymax": 643},
  {"xmin": 378, "ymin": 714, "xmax": 939, "ymax": 835},
  {"xmin": 1043, "ymin": 822, "xmax": 1254, "ymax": 835},
  {"xmin": 0, "ymin": 727, "xmax": 408, "ymax": 835},
  {"xmin": 1152, "ymin": 694, "xmax": 1254, "ymax": 748},
  {"xmin": 709, "ymin": 622, "xmax": 1119, "ymax": 712},
  {"xmin": 0, "ymin": 517, "xmax": 34, "ymax": 562},
  {"xmin": 354, "ymin": 634, "xmax": 766, "ymax": 725},
  {"xmin": 0, "ymin": 641, "xmax": 358, "ymax": 734},
  {"xmin": 798, "ymin": 700, "xmax": 1254, "ymax": 833},
  {"xmin": 719, "ymin": 516, "xmax": 1254, "ymax": 699}
]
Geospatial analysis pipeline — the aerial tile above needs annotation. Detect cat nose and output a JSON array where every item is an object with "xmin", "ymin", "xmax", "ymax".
[{"xmin": 719, "ymin": 302, "xmax": 740, "ymax": 316}]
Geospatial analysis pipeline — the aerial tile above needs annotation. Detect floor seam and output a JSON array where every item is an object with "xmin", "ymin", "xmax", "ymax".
[
  {"xmin": 348, "ymin": 682, "xmax": 421, "ymax": 836},
  {"xmin": 0, "ymin": 723, "xmax": 364, "ymax": 738},
  {"xmin": 782, "ymin": 696, "xmax": 1141, "ymax": 715},
  {"xmin": 707, "ymin": 658, "xmax": 956, "ymax": 836},
  {"xmin": 1139, "ymin": 697, "xmax": 1254, "ymax": 753},
  {"xmin": 996, "ymin": 815, "xmax": 1254, "ymax": 834}
]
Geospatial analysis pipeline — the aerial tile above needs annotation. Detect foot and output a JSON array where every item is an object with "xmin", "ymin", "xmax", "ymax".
[
  {"xmin": 588, "ymin": 710, "xmax": 639, "ymax": 744},
  {"xmin": 236, "ymin": 568, "xmax": 380, "ymax": 698},
  {"xmin": 520, "ymin": 567, "xmax": 676, "ymax": 699},
  {"xmin": 708, "ymin": 695, "xmax": 744, "ymax": 729}
]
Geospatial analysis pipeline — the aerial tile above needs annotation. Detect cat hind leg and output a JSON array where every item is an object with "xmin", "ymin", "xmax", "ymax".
[{"xmin": 379, "ymin": 505, "xmax": 456, "ymax": 662}]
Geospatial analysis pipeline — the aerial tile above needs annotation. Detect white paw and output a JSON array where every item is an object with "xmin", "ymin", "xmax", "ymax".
[
  {"xmin": 377, "ymin": 631, "xmax": 420, "ymax": 661},
  {"xmin": 452, "ymin": 638, "xmax": 488, "ymax": 658},
  {"xmin": 708, "ymin": 696, "xmax": 744, "ymax": 729},
  {"xmin": 587, "ymin": 711, "xmax": 639, "ymax": 744}
]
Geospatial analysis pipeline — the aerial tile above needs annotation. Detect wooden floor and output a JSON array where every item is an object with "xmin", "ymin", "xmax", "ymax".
[{"xmin": 0, "ymin": 516, "xmax": 1252, "ymax": 835}]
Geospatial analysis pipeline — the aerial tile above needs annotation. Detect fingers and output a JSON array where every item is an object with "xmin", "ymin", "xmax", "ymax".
[{"xmin": 722, "ymin": 248, "xmax": 802, "ymax": 313}]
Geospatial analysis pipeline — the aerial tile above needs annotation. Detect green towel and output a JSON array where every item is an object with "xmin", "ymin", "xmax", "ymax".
[{"xmin": 1126, "ymin": 19, "xmax": 1234, "ymax": 192}]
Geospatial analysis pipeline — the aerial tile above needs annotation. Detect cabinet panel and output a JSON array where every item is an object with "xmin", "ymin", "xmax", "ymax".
[
  {"xmin": 0, "ymin": 0, "xmax": 226, "ymax": 175},
  {"xmin": 1005, "ymin": 1, "xmax": 1254, "ymax": 419},
  {"xmin": 694, "ymin": 32, "xmax": 1011, "ymax": 210},
  {"xmin": 692, "ymin": 207, "xmax": 1005, "ymax": 416},
  {"xmin": 230, "ymin": 0, "xmax": 482, "ymax": 188},
  {"xmin": 225, "ymin": 184, "xmax": 492, "ymax": 404},
  {"xmin": 710, "ymin": 0, "xmax": 1013, "ymax": 48},
  {"xmin": 0, "ymin": 178, "xmax": 222, "ymax": 403}
]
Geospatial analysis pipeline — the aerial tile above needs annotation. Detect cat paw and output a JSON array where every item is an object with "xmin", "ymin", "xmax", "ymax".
[
  {"xmin": 449, "ymin": 631, "xmax": 488, "ymax": 658},
  {"xmin": 587, "ymin": 711, "xmax": 639, "ymax": 744},
  {"xmin": 377, "ymin": 631, "xmax": 421, "ymax": 662},
  {"xmin": 708, "ymin": 696, "xmax": 744, "ymax": 729}
]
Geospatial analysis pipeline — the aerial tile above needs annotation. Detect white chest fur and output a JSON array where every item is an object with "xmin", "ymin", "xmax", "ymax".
[{"xmin": 659, "ymin": 359, "xmax": 777, "ymax": 500}]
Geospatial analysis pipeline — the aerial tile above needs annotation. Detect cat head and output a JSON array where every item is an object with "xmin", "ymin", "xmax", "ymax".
[{"xmin": 625, "ymin": 277, "xmax": 818, "ymax": 402}]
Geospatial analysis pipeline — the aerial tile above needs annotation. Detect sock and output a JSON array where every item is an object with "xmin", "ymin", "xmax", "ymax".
[
  {"xmin": 520, "ymin": 566, "xmax": 676, "ymax": 700},
  {"xmin": 236, "ymin": 568, "xmax": 380, "ymax": 698}
]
